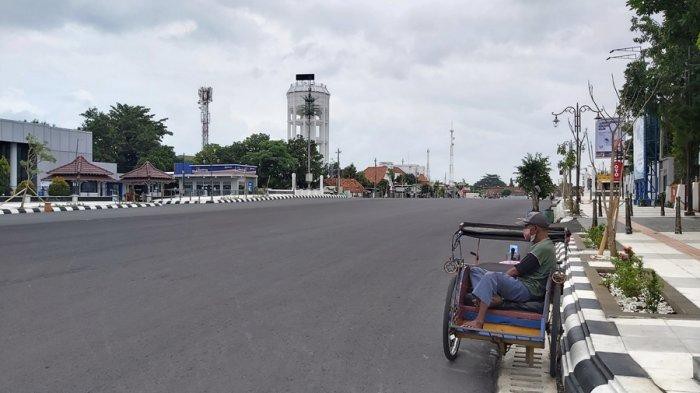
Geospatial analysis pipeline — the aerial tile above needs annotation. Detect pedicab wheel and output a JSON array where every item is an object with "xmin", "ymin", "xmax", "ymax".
[
  {"xmin": 443, "ymin": 275, "xmax": 461, "ymax": 361},
  {"xmin": 549, "ymin": 281, "xmax": 562, "ymax": 378}
]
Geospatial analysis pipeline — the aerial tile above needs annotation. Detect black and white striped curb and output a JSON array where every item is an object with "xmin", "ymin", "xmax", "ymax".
[
  {"xmin": 0, "ymin": 203, "xmax": 160, "ymax": 215},
  {"xmin": 560, "ymin": 238, "xmax": 661, "ymax": 393},
  {"xmin": 0, "ymin": 194, "xmax": 348, "ymax": 215},
  {"xmin": 159, "ymin": 194, "xmax": 346, "ymax": 204}
]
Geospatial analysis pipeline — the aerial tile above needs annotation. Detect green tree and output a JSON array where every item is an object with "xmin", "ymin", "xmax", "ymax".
[
  {"xmin": 420, "ymin": 183, "xmax": 433, "ymax": 197},
  {"xmin": 515, "ymin": 153, "xmax": 555, "ymax": 211},
  {"xmin": 139, "ymin": 145, "xmax": 176, "ymax": 172},
  {"xmin": 473, "ymin": 174, "xmax": 507, "ymax": 189},
  {"xmin": 621, "ymin": 0, "xmax": 700, "ymax": 212},
  {"xmin": 16, "ymin": 134, "xmax": 55, "ymax": 207},
  {"xmin": 240, "ymin": 135, "xmax": 297, "ymax": 189},
  {"xmin": 193, "ymin": 144, "xmax": 223, "ymax": 164},
  {"xmin": 286, "ymin": 136, "xmax": 323, "ymax": 188},
  {"xmin": 81, "ymin": 104, "xmax": 172, "ymax": 173},
  {"xmin": 342, "ymin": 163, "xmax": 358, "ymax": 179},
  {"xmin": 501, "ymin": 188, "xmax": 512, "ymax": 198},
  {"xmin": 48, "ymin": 177, "xmax": 71, "ymax": 196},
  {"xmin": 377, "ymin": 179, "xmax": 389, "ymax": 197},
  {"xmin": 557, "ymin": 142, "xmax": 576, "ymax": 208},
  {"xmin": 0, "ymin": 156, "xmax": 9, "ymax": 195}
]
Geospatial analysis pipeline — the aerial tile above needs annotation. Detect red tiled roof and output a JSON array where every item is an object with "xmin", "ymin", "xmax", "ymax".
[
  {"xmin": 43, "ymin": 155, "xmax": 116, "ymax": 181},
  {"xmin": 417, "ymin": 174, "xmax": 429, "ymax": 184},
  {"xmin": 120, "ymin": 161, "xmax": 174, "ymax": 182},
  {"xmin": 363, "ymin": 166, "xmax": 387, "ymax": 185},
  {"xmin": 391, "ymin": 167, "xmax": 406, "ymax": 176},
  {"xmin": 324, "ymin": 177, "xmax": 365, "ymax": 194}
]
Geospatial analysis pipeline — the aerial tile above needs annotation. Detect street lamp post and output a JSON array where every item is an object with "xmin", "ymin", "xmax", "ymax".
[{"xmin": 552, "ymin": 103, "xmax": 599, "ymax": 215}]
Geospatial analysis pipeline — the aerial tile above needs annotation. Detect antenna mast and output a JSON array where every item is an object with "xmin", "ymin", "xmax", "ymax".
[
  {"xmin": 449, "ymin": 124, "xmax": 454, "ymax": 186},
  {"xmin": 198, "ymin": 86, "xmax": 213, "ymax": 149}
]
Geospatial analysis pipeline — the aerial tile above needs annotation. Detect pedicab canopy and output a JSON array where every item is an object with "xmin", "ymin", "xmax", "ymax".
[
  {"xmin": 43, "ymin": 155, "xmax": 117, "ymax": 182},
  {"xmin": 120, "ymin": 161, "xmax": 174, "ymax": 184},
  {"xmin": 458, "ymin": 222, "xmax": 570, "ymax": 243}
]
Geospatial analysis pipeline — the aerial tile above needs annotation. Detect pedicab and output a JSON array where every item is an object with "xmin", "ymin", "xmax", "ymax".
[{"xmin": 441, "ymin": 221, "xmax": 569, "ymax": 378}]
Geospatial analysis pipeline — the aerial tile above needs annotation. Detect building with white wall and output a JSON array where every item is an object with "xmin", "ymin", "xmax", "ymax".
[
  {"xmin": 287, "ymin": 74, "xmax": 330, "ymax": 164},
  {"xmin": 0, "ymin": 119, "xmax": 92, "ymax": 188}
]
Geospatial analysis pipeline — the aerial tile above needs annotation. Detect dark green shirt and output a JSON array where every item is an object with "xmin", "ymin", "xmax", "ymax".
[{"xmin": 517, "ymin": 238, "xmax": 557, "ymax": 298}]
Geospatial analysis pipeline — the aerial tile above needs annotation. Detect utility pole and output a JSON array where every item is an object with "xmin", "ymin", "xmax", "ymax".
[
  {"xmin": 336, "ymin": 148, "xmax": 342, "ymax": 195},
  {"xmin": 553, "ymin": 103, "xmax": 599, "ymax": 215},
  {"xmin": 373, "ymin": 157, "xmax": 378, "ymax": 198},
  {"xmin": 426, "ymin": 148, "xmax": 430, "ymax": 181},
  {"xmin": 449, "ymin": 125, "xmax": 454, "ymax": 187}
]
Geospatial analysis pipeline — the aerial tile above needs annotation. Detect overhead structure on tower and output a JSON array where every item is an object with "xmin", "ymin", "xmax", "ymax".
[{"xmin": 198, "ymin": 86, "xmax": 213, "ymax": 149}]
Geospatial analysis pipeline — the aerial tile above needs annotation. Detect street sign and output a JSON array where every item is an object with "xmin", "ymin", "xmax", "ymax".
[{"xmin": 613, "ymin": 161, "xmax": 623, "ymax": 181}]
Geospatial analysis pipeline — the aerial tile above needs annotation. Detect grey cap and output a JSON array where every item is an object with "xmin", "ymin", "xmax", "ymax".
[{"xmin": 519, "ymin": 211, "xmax": 549, "ymax": 228}]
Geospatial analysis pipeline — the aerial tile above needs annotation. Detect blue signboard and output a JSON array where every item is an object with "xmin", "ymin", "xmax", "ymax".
[{"xmin": 247, "ymin": 180, "xmax": 253, "ymax": 192}]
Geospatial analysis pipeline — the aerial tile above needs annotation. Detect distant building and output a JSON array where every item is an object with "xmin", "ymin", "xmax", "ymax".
[
  {"xmin": 363, "ymin": 165, "xmax": 392, "ymax": 186},
  {"xmin": 0, "ymin": 118, "xmax": 116, "ymax": 194},
  {"xmin": 323, "ymin": 177, "xmax": 365, "ymax": 197},
  {"xmin": 174, "ymin": 163, "xmax": 258, "ymax": 196},
  {"xmin": 287, "ymin": 74, "xmax": 330, "ymax": 164}
]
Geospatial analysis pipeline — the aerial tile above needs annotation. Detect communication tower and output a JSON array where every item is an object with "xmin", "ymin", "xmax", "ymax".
[{"xmin": 198, "ymin": 86, "xmax": 213, "ymax": 149}]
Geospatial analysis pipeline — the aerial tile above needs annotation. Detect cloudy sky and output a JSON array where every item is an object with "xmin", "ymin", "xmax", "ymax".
[{"xmin": 0, "ymin": 0, "xmax": 637, "ymax": 183}]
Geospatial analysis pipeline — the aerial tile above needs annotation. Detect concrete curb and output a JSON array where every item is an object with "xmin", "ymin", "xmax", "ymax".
[
  {"xmin": 0, "ymin": 194, "xmax": 348, "ymax": 215},
  {"xmin": 560, "ymin": 239, "xmax": 661, "ymax": 393}
]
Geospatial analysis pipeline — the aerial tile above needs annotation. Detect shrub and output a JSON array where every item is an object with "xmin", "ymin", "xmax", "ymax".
[
  {"xmin": 48, "ymin": 177, "xmax": 71, "ymax": 196},
  {"xmin": 602, "ymin": 250, "xmax": 664, "ymax": 312},
  {"xmin": 644, "ymin": 271, "xmax": 663, "ymax": 313},
  {"xmin": 586, "ymin": 224, "xmax": 606, "ymax": 248}
]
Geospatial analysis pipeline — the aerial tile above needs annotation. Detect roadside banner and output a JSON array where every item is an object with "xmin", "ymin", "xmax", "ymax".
[
  {"xmin": 613, "ymin": 161, "xmax": 623, "ymax": 181},
  {"xmin": 633, "ymin": 117, "xmax": 645, "ymax": 180},
  {"xmin": 595, "ymin": 118, "xmax": 618, "ymax": 158}
]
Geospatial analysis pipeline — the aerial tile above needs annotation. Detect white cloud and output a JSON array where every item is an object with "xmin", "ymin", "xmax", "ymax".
[{"xmin": 0, "ymin": 0, "xmax": 637, "ymax": 183}]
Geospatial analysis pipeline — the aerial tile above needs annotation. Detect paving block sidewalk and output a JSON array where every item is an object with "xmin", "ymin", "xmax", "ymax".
[{"xmin": 568, "ymin": 200, "xmax": 700, "ymax": 392}]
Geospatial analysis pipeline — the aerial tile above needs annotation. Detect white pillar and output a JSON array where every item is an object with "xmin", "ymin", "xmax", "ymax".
[
  {"xmin": 192, "ymin": 179, "xmax": 197, "ymax": 195},
  {"xmin": 179, "ymin": 178, "xmax": 184, "ymax": 195},
  {"xmin": 291, "ymin": 173, "xmax": 297, "ymax": 191},
  {"xmin": 9, "ymin": 142, "xmax": 17, "ymax": 189},
  {"xmin": 219, "ymin": 180, "xmax": 224, "ymax": 196},
  {"xmin": 319, "ymin": 175, "xmax": 324, "ymax": 191},
  {"xmin": 243, "ymin": 177, "xmax": 248, "ymax": 195}
]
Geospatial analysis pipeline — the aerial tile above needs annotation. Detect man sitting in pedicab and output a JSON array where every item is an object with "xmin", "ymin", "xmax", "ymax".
[{"xmin": 463, "ymin": 211, "xmax": 556, "ymax": 330}]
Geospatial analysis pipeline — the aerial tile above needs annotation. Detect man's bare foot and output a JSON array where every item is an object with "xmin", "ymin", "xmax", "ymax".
[{"xmin": 463, "ymin": 319, "xmax": 484, "ymax": 329}]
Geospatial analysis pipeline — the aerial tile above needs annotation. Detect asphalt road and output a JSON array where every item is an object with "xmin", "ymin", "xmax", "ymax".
[{"xmin": 1, "ymin": 198, "xmax": 534, "ymax": 393}]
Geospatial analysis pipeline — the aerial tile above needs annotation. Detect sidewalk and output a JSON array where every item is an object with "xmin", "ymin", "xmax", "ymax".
[{"xmin": 571, "ymin": 199, "xmax": 700, "ymax": 393}]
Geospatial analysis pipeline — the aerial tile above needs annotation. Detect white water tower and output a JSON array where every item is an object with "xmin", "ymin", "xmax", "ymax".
[{"xmin": 286, "ymin": 74, "xmax": 330, "ymax": 164}]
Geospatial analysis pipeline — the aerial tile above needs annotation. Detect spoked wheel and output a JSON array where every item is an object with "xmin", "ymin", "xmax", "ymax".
[
  {"xmin": 549, "ymin": 281, "xmax": 562, "ymax": 378},
  {"xmin": 443, "ymin": 275, "xmax": 461, "ymax": 361}
]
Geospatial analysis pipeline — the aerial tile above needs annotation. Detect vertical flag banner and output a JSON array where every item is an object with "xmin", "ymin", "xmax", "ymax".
[
  {"xmin": 595, "ymin": 118, "xmax": 618, "ymax": 158},
  {"xmin": 633, "ymin": 118, "xmax": 645, "ymax": 181}
]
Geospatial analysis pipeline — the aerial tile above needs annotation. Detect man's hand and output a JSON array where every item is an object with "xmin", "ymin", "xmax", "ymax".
[{"xmin": 506, "ymin": 267, "xmax": 519, "ymax": 277}]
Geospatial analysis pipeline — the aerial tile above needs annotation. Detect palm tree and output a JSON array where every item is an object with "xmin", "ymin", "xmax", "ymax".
[{"xmin": 297, "ymin": 88, "xmax": 322, "ymax": 189}]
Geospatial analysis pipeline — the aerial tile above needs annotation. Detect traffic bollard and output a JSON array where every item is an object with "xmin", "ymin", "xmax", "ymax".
[
  {"xmin": 629, "ymin": 193, "xmax": 633, "ymax": 216},
  {"xmin": 676, "ymin": 196, "xmax": 683, "ymax": 234},
  {"xmin": 660, "ymin": 192, "xmax": 665, "ymax": 216},
  {"xmin": 592, "ymin": 199, "xmax": 598, "ymax": 228},
  {"xmin": 625, "ymin": 196, "xmax": 633, "ymax": 234}
]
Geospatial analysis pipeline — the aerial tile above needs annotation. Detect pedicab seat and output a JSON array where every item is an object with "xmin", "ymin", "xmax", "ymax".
[{"xmin": 493, "ymin": 300, "xmax": 545, "ymax": 313}]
